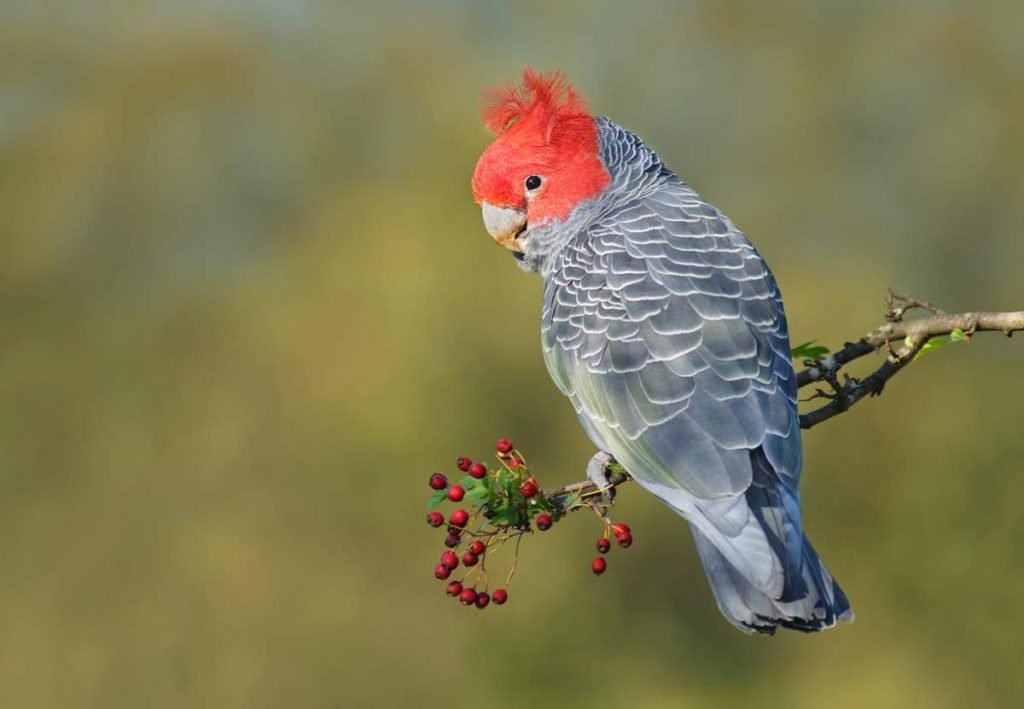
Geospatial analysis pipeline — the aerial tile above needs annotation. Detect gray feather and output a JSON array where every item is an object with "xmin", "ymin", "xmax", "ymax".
[{"xmin": 533, "ymin": 116, "xmax": 850, "ymax": 632}]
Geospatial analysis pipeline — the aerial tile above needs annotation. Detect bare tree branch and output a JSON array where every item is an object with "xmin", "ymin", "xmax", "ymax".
[
  {"xmin": 796, "ymin": 310, "xmax": 1024, "ymax": 389},
  {"xmin": 795, "ymin": 308, "xmax": 1023, "ymax": 427},
  {"xmin": 544, "ymin": 291, "xmax": 1024, "ymax": 506},
  {"xmin": 883, "ymin": 287, "xmax": 945, "ymax": 320},
  {"xmin": 545, "ymin": 468, "xmax": 631, "ymax": 508}
]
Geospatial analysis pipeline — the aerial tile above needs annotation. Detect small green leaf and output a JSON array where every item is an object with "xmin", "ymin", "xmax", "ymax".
[
  {"xmin": 791, "ymin": 341, "xmax": 830, "ymax": 359},
  {"xmin": 559, "ymin": 492, "xmax": 581, "ymax": 510},
  {"xmin": 913, "ymin": 329, "xmax": 968, "ymax": 360},
  {"xmin": 427, "ymin": 489, "xmax": 447, "ymax": 510},
  {"xmin": 913, "ymin": 337, "xmax": 948, "ymax": 360},
  {"xmin": 607, "ymin": 462, "xmax": 629, "ymax": 476},
  {"xmin": 489, "ymin": 509, "xmax": 516, "ymax": 528},
  {"xmin": 465, "ymin": 485, "xmax": 490, "ymax": 502}
]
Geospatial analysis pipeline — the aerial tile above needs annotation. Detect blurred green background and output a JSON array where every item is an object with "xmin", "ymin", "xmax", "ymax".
[{"xmin": 3, "ymin": 2, "xmax": 1023, "ymax": 707}]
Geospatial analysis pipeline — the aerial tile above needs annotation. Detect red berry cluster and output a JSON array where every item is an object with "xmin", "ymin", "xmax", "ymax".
[
  {"xmin": 590, "ymin": 521, "xmax": 633, "ymax": 576},
  {"xmin": 424, "ymin": 437, "xmax": 560, "ymax": 610},
  {"xmin": 424, "ymin": 437, "xmax": 634, "ymax": 607}
]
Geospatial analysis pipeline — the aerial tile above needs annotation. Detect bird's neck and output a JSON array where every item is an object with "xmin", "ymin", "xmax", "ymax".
[{"xmin": 523, "ymin": 117, "xmax": 672, "ymax": 279}]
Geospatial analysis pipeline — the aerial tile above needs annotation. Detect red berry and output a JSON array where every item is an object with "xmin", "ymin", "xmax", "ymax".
[
  {"xmin": 469, "ymin": 540, "xmax": 486, "ymax": 556},
  {"xmin": 444, "ymin": 533, "xmax": 460, "ymax": 548},
  {"xmin": 492, "ymin": 588, "xmax": 508, "ymax": 605},
  {"xmin": 520, "ymin": 478, "xmax": 539, "ymax": 498},
  {"xmin": 448, "ymin": 485, "xmax": 465, "ymax": 502},
  {"xmin": 616, "ymin": 533, "xmax": 633, "ymax": 549},
  {"xmin": 596, "ymin": 538, "xmax": 611, "ymax": 554},
  {"xmin": 508, "ymin": 459, "xmax": 521, "ymax": 469},
  {"xmin": 441, "ymin": 551, "xmax": 459, "ymax": 570},
  {"xmin": 462, "ymin": 551, "xmax": 479, "ymax": 567},
  {"xmin": 496, "ymin": 438, "xmax": 513, "ymax": 454},
  {"xmin": 426, "ymin": 512, "xmax": 444, "ymax": 528},
  {"xmin": 536, "ymin": 513, "xmax": 553, "ymax": 531},
  {"xmin": 475, "ymin": 591, "xmax": 490, "ymax": 609},
  {"xmin": 612, "ymin": 522, "xmax": 631, "ymax": 537},
  {"xmin": 450, "ymin": 509, "xmax": 469, "ymax": 527},
  {"xmin": 434, "ymin": 563, "xmax": 451, "ymax": 580},
  {"xmin": 457, "ymin": 457, "xmax": 473, "ymax": 472},
  {"xmin": 428, "ymin": 473, "xmax": 448, "ymax": 490},
  {"xmin": 446, "ymin": 581, "xmax": 463, "ymax": 597},
  {"xmin": 468, "ymin": 462, "xmax": 487, "ymax": 479},
  {"xmin": 592, "ymin": 557, "xmax": 607, "ymax": 576},
  {"xmin": 459, "ymin": 588, "xmax": 478, "ymax": 606}
]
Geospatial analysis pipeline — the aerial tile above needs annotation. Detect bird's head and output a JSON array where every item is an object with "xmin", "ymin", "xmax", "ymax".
[{"xmin": 471, "ymin": 69, "xmax": 610, "ymax": 264}]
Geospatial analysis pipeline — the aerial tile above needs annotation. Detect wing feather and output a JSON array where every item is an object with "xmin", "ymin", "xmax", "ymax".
[{"xmin": 541, "ymin": 186, "xmax": 800, "ymax": 502}]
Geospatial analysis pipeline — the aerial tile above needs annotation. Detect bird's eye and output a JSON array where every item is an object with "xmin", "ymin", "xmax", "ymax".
[{"xmin": 525, "ymin": 175, "xmax": 542, "ymax": 191}]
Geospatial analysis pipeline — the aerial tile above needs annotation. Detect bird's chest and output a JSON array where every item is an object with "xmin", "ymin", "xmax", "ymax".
[{"xmin": 540, "ymin": 240, "xmax": 638, "ymax": 392}]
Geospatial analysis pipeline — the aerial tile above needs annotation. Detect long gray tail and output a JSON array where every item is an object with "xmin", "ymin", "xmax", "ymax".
[{"xmin": 692, "ymin": 526, "xmax": 853, "ymax": 635}]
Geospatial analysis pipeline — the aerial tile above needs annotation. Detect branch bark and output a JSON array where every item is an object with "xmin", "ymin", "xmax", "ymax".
[
  {"xmin": 543, "ymin": 291, "xmax": 1024, "ymax": 506},
  {"xmin": 795, "ymin": 308, "xmax": 1023, "ymax": 428}
]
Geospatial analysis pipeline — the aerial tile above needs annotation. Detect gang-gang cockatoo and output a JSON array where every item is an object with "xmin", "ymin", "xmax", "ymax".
[{"xmin": 471, "ymin": 69, "xmax": 852, "ymax": 634}]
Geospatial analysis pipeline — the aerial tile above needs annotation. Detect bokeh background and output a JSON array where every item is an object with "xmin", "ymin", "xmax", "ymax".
[{"xmin": 3, "ymin": 2, "xmax": 1023, "ymax": 707}]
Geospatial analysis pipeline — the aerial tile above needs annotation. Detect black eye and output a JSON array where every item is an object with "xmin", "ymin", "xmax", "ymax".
[{"xmin": 525, "ymin": 175, "xmax": 542, "ymax": 191}]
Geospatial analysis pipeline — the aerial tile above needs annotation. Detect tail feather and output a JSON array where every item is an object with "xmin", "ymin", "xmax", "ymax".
[
  {"xmin": 634, "ymin": 446, "xmax": 852, "ymax": 634},
  {"xmin": 692, "ymin": 526, "xmax": 853, "ymax": 635}
]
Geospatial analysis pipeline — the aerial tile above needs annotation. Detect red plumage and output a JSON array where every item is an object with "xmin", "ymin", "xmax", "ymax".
[
  {"xmin": 480, "ymin": 68, "xmax": 589, "ymax": 137},
  {"xmin": 472, "ymin": 68, "xmax": 609, "ymax": 223}
]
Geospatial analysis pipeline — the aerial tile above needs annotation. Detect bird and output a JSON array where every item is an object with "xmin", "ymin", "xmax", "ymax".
[{"xmin": 470, "ymin": 68, "xmax": 852, "ymax": 634}]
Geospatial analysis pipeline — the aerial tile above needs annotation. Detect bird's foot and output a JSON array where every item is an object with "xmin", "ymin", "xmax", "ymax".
[{"xmin": 585, "ymin": 451, "xmax": 618, "ymax": 507}]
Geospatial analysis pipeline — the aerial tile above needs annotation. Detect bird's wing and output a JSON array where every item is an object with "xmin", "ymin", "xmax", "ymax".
[{"xmin": 541, "ymin": 179, "xmax": 801, "ymax": 501}]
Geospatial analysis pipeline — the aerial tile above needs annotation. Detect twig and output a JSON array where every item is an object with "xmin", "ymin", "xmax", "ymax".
[
  {"xmin": 796, "ymin": 303, "xmax": 1023, "ymax": 428},
  {"xmin": 884, "ymin": 287, "xmax": 946, "ymax": 321},
  {"xmin": 542, "ymin": 291, "xmax": 1024, "ymax": 506},
  {"xmin": 546, "ymin": 468, "xmax": 630, "ymax": 502},
  {"xmin": 796, "ymin": 310, "xmax": 1023, "ymax": 389}
]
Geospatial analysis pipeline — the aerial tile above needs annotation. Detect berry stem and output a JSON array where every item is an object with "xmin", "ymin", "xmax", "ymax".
[
  {"xmin": 504, "ymin": 533, "xmax": 523, "ymax": 588},
  {"xmin": 586, "ymin": 500, "xmax": 612, "ymax": 525}
]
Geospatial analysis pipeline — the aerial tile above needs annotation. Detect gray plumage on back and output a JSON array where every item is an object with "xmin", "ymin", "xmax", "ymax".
[{"xmin": 533, "ymin": 117, "xmax": 852, "ymax": 634}]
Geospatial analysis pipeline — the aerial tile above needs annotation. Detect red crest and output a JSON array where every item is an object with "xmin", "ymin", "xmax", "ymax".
[
  {"xmin": 481, "ymin": 68, "xmax": 590, "ymax": 139},
  {"xmin": 472, "ymin": 68, "xmax": 609, "ymax": 222}
]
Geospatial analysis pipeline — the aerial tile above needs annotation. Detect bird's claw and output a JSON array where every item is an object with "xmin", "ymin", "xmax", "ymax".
[{"xmin": 585, "ymin": 451, "xmax": 617, "ymax": 505}]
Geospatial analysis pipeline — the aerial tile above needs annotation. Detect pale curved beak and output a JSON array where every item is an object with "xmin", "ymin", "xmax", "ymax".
[{"xmin": 481, "ymin": 202, "xmax": 527, "ymax": 253}]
